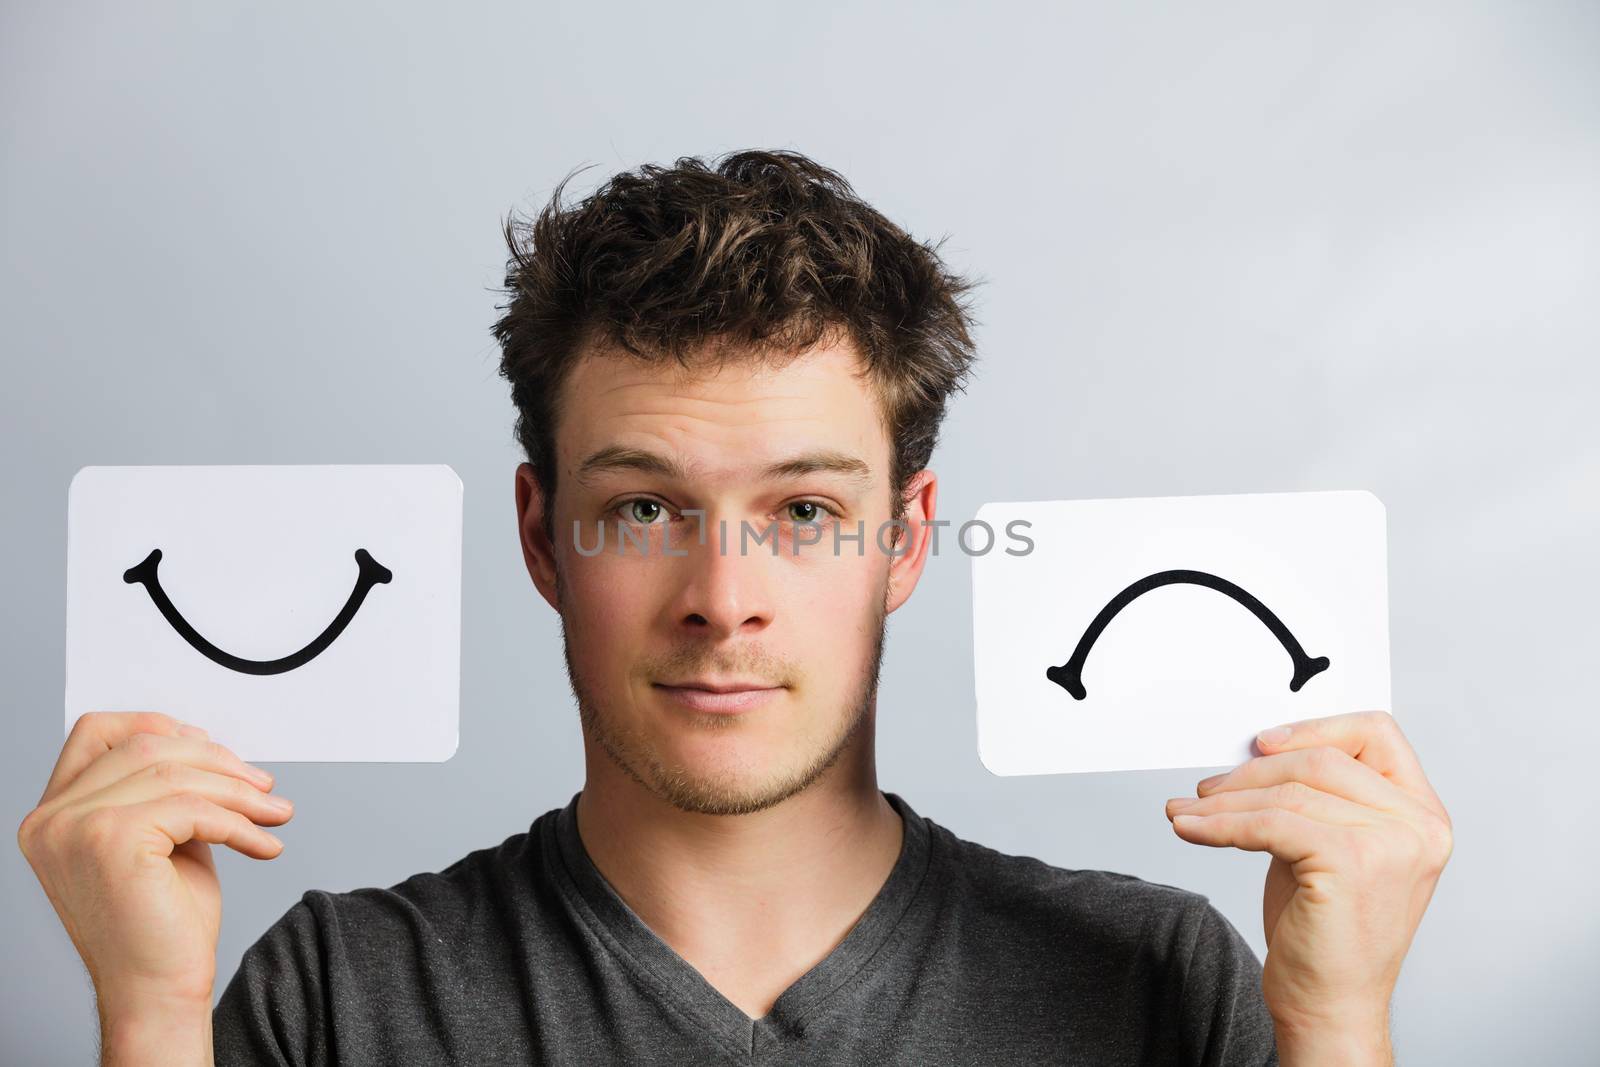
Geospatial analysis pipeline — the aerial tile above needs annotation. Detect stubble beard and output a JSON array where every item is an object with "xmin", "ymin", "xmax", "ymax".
[{"xmin": 556, "ymin": 567, "xmax": 890, "ymax": 817}]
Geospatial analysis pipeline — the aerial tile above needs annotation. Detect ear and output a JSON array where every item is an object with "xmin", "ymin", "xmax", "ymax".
[
  {"xmin": 885, "ymin": 468, "xmax": 938, "ymax": 616},
  {"xmin": 515, "ymin": 463, "xmax": 561, "ymax": 612}
]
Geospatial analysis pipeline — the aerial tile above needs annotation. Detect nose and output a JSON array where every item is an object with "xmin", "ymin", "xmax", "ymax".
[{"xmin": 668, "ymin": 518, "xmax": 776, "ymax": 640}]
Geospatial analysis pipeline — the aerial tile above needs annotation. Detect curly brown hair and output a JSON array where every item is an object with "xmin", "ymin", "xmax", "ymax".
[{"xmin": 492, "ymin": 148, "xmax": 981, "ymax": 540}]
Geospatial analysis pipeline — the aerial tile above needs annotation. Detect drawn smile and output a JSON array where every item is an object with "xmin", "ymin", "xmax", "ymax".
[
  {"xmin": 123, "ymin": 548, "xmax": 393, "ymax": 675},
  {"xmin": 1045, "ymin": 568, "xmax": 1330, "ymax": 700}
]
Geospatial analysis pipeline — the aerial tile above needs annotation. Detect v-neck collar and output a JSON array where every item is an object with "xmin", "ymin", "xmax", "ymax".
[{"xmin": 544, "ymin": 788, "xmax": 933, "ymax": 1059}]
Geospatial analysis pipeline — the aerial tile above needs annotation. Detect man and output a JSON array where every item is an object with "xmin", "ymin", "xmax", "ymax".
[{"xmin": 19, "ymin": 149, "xmax": 1452, "ymax": 1065}]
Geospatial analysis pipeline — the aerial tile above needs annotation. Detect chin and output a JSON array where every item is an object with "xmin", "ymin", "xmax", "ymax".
[
  {"xmin": 650, "ymin": 767, "xmax": 815, "ymax": 817},
  {"xmin": 638, "ymin": 731, "xmax": 820, "ymax": 816},
  {"xmin": 654, "ymin": 731, "xmax": 770, "ymax": 782}
]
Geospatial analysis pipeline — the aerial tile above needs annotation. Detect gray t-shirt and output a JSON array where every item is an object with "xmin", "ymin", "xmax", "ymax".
[{"xmin": 213, "ymin": 790, "xmax": 1279, "ymax": 1065}]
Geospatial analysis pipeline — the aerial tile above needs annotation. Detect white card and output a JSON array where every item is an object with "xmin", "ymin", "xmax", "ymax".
[
  {"xmin": 972, "ymin": 490, "xmax": 1390, "ymax": 775},
  {"xmin": 65, "ymin": 465, "xmax": 463, "ymax": 762}
]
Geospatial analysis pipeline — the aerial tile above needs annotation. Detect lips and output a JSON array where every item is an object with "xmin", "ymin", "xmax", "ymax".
[
  {"xmin": 657, "ymin": 677, "xmax": 779, "ymax": 693},
  {"xmin": 652, "ymin": 680, "xmax": 784, "ymax": 714}
]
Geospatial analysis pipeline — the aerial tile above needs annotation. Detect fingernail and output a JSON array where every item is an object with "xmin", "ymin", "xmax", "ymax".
[
  {"xmin": 1196, "ymin": 773, "xmax": 1226, "ymax": 793},
  {"xmin": 1167, "ymin": 796, "xmax": 1198, "ymax": 811},
  {"xmin": 245, "ymin": 764, "xmax": 275, "ymax": 788},
  {"xmin": 177, "ymin": 724, "xmax": 208, "ymax": 739},
  {"xmin": 262, "ymin": 793, "xmax": 293, "ymax": 813},
  {"xmin": 1258, "ymin": 725, "xmax": 1293, "ymax": 746}
]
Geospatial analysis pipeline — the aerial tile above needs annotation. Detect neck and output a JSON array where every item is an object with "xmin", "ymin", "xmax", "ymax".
[{"xmin": 572, "ymin": 710, "xmax": 904, "ymax": 1015}]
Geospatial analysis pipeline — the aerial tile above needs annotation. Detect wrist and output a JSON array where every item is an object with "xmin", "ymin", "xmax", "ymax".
[
  {"xmin": 1271, "ymin": 1000, "xmax": 1393, "ymax": 1067},
  {"xmin": 97, "ymin": 988, "xmax": 213, "ymax": 1067}
]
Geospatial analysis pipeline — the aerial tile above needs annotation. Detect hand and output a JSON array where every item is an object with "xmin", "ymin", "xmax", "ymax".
[
  {"xmin": 1163, "ymin": 710, "xmax": 1452, "ymax": 1065},
  {"xmin": 17, "ymin": 711, "xmax": 293, "ymax": 1064}
]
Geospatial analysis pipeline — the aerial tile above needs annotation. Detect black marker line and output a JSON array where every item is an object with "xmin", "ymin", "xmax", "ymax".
[
  {"xmin": 123, "ymin": 548, "xmax": 393, "ymax": 676},
  {"xmin": 1044, "ymin": 568, "xmax": 1329, "ymax": 700}
]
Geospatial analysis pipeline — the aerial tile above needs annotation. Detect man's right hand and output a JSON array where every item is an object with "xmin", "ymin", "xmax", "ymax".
[{"xmin": 16, "ymin": 711, "xmax": 293, "ymax": 1065}]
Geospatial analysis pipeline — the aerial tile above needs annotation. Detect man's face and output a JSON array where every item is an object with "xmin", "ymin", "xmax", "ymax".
[{"xmin": 516, "ymin": 337, "xmax": 934, "ymax": 816}]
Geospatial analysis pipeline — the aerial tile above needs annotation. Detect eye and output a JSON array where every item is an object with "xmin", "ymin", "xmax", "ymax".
[
  {"xmin": 784, "ymin": 500, "xmax": 837, "ymax": 525},
  {"xmin": 616, "ymin": 498, "xmax": 673, "ymax": 525}
]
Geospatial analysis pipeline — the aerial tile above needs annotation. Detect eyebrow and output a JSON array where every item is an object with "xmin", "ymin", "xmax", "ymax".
[{"xmin": 575, "ymin": 445, "xmax": 874, "ymax": 488}]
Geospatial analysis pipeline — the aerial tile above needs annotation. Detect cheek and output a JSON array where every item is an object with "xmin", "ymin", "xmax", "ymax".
[
  {"xmin": 794, "ymin": 558, "xmax": 887, "ymax": 673},
  {"xmin": 559, "ymin": 559, "xmax": 654, "ymax": 665}
]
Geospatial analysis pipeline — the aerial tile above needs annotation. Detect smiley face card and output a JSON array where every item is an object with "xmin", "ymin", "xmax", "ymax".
[{"xmin": 65, "ymin": 465, "xmax": 463, "ymax": 762}]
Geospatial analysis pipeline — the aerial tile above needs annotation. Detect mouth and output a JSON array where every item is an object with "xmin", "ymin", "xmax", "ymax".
[{"xmin": 651, "ymin": 679, "xmax": 785, "ymax": 715}]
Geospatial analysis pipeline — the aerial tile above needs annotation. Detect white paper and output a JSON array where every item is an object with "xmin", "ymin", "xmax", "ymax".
[
  {"xmin": 65, "ymin": 465, "xmax": 463, "ymax": 762},
  {"xmin": 972, "ymin": 489, "xmax": 1390, "ymax": 775}
]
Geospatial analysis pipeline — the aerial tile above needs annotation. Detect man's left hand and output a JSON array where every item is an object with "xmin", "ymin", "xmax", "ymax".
[{"xmin": 1164, "ymin": 709, "xmax": 1453, "ymax": 1065}]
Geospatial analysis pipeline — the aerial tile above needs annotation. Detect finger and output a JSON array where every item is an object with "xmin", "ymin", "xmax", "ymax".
[
  {"xmin": 1170, "ymin": 806, "xmax": 1343, "ymax": 865},
  {"xmin": 1197, "ymin": 745, "xmax": 1433, "ymax": 823},
  {"xmin": 1253, "ymin": 709, "xmax": 1446, "ymax": 819},
  {"xmin": 51, "ymin": 731, "xmax": 274, "ymax": 808},
  {"xmin": 73, "ymin": 761, "xmax": 294, "ymax": 827},
  {"xmin": 130, "ymin": 793, "xmax": 285, "ymax": 861},
  {"xmin": 44, "ymin": 711, "xmax": 199, "ymax": 804},
  {"xmin": 1167, "ymin": 781, "xmax": 1380, "ymax": 829}
]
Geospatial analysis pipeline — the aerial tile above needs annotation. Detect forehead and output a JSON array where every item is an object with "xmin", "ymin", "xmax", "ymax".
[{"xmin": 555, "ymin": 337, "xmax": 890, "ymax": 483}]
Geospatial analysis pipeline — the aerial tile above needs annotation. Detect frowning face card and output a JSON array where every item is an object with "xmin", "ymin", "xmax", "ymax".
[
  {"xmin": 972, "ymin": 490, "xmax": 1391, "ymax": 775},
  {"xmin": 65, "ymin": 465, "xmax": 463, "ymax": 762}
]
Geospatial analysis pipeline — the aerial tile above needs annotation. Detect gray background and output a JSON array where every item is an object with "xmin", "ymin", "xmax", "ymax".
[{"xmin": 3, "ymin": 2, "xmax": 1595, "ymax": 1062}]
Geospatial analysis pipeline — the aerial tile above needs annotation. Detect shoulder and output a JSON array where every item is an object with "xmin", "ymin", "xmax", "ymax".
[
  {"xmin": 213, "ymin": 820, "xmax": 559, "ymax": 1064},
  {"xmin": 902, "ymin": 811, "xmax": 1276, "ymax": 1062},
  {"xmin": 224, "ymin": 815, "xmax": 559, "ymax": 996},
  {"xmin": 292, "ymin": 824, "xmax": 545, "ymax": 945},
  {"xmin": 921, "ymin": 815, "xmax": 1241, "ymax": 972},
  {"xmin": 927, "ymin": 816, "xmax": 1211, "ymax": 919}
]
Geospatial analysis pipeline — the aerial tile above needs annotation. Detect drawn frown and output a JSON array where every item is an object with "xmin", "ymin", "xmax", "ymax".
[{"xmin": 1046, "ymin": 569, "xmax": 1330, "ymax": 700}]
